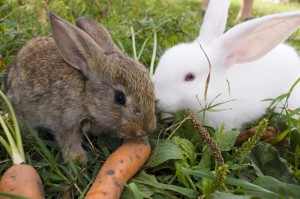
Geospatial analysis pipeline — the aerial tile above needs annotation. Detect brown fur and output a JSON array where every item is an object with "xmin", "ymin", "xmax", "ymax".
[{"xmin": 5, "ymin": 13, "xmax": 156, "ymax": 163}]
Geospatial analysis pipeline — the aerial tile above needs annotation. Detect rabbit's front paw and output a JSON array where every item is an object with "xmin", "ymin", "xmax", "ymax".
[{"xmin": 62, "ymin": 145, "xmax": 88, "ymax": 164}]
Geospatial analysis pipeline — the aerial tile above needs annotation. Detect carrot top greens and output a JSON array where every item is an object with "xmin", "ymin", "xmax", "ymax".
[{"xmin": 0, "ymin": 91, "xmax": 25, "ymax": 165}]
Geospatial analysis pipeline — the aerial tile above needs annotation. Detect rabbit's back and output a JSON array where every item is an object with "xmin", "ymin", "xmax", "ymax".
[
  {"xmin": 206, "ymin": 43, "xmax": 300, "ymax": 129},
  {"xmin": 226, "ymin": 44, "xmax": 300, "ymax": 99},
  {"xmin": 6, "ymin": 37, "xmax": 87, "ymax": 130}
]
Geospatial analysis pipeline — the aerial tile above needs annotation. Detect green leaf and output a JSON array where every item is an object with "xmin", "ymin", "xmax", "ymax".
[
  {"xmin": 147, "ymin": 139, "xmax": 184, "ymax": 167},
  {"xmin": 175, "ymin": 162, "xmax": 189, "ymax": 188},
  {"xmin": 173, "ymin": 136, "xmax": 196, "ymax": 166},
  {"xmin": 122, "ymin": 172, "xmax": 198, "ymax": 199},
  {"xmin": 291, "ymin": 130, "xmax": 300, "ymax": 146},
  {"xmin": 251, "ymin": 143, "xmax": 297, "ymax": 184},
  {"xmin": 126, "ymin": 182, "xmax": 144, "ymax": 199},
  {"xmin": 198, "ymin": 145, "xmax": 212, "ymax": 171},
  {"xmin": 212, "ymin": 191, "xmax": 252, "ymax": 199},
  {"xmin": 253, "ymin": 176, "xmax": 300, "ymax": 199},
  {"xmin": 181, "ymin": 167, "xmax": 281, "ymax": 198},
  {"xmin": 136, "ymin": 172, "xmax": 198, "ymax": 198},
  {"xmin": 217, "ymin": 130, "xmax": 240, "ymax": 151},
  {"xmin": 122, "ymin": 182, "xmax": 176, "ymax": 199},
  {"xmin": 0, "ymin": 192, "xmax": 31, "ymax": 199}
]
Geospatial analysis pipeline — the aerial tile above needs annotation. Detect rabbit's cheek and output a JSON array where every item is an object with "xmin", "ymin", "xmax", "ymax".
[
  {"xmin": 155, "ymin": 96, "xmax": 180, "ymax": 114},
  {"xmin": 148, "ymin": 115, "xmax": 157, "ymax": 132},
  {"xmin": 153, "ymin": 87, "xmax": 170, "ymax": 109}
]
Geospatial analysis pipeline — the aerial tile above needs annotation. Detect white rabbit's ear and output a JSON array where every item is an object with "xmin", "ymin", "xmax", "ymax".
[
  {"xmin": 196, "ymin": 0, "xmax": 230, "ymax": 45},
  {"xmin": 49, "ymin": 12, "xmax": 103, "ymax": 79},
  {"xmin": 217, "ymin": 12, "xmax": 300, "ymax": 65}
]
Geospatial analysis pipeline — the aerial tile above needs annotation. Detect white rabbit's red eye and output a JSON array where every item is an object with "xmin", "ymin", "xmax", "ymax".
[{"xmin": 184, "ymin": 73, "xmax": 195, "ymax": 81}]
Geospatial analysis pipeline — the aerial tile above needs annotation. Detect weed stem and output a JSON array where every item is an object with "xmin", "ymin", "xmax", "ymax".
[{"xmin": 188, "ymin": 109, "xmax": 224, "ymax": 166}]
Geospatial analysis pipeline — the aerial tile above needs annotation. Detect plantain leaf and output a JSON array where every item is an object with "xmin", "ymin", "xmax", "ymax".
[
  {"xmin": 126, "ymin": 182, "xmax": 144, "ymax": 199},
  {"xmin": 134, "ymin": 172, "xmax": 199, "ymax": 198},
  {"xmin": 181, "ymin": 167, "xmax": 281, "ymax": 198},
  {"xmin": 122, "ymin": 172, "xmax": 198, "ymax": 199},
  {"xmin": 147, "ymin": 139, "xmax": 184, "ymax": 167},
  {"xmin": 251, "ymin": 142, "xmax": 297, "ymax": 184},
  {"xmin": 217, "ymin": 130, "xmax": 240, "ymax": 151},
  {"xmin": 253, "ymin": 176, "xmax": 300, "ymax": 199},
  {"xmin": 173, "ymin": 136, "xmax": 196, "ymax": 166},
  {"xmin": 0, "ymin": 193, "xmax": 31, "ymax": 199},
  {"xmin": 198, "ymin": 145, "xmax": 212, "ymax": 171},
  {"xmin": 121, "ymin": 181, "xmax": 177, "ymax": 199},
  {"xmin": 212, "ymin": 191, "xmax": 252, "ymax": 199}
]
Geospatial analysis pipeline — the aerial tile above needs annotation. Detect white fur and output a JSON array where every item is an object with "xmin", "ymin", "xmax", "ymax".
[{"xmin": 152, "ymin": 0, "xmax": 300, "ymax": 130}]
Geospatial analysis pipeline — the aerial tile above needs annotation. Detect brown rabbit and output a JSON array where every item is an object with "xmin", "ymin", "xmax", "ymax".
[{"xmin": 5, "ymin": 12, "xmax": 156, "ymax": 164}]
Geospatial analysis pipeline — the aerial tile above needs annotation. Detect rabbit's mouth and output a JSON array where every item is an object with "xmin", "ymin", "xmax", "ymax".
[
  {"xmin": 120, "ymin": 132, "xmax": 148, "ymax": 139},
  {"xmin": 118, "ymin": 128, "xmax": 148, "ymax": 138},
  {"xmin": 120, "ymin": 117, "xmax": 155, "ymax": 138}
]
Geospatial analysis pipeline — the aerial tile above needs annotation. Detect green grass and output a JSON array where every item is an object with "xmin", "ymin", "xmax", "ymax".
[{"xmin": 1, "ymin": 0, "xmax": 300, "ymax": 198}]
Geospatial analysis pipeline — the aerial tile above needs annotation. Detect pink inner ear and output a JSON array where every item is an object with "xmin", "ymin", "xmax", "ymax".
[
  {"xmin": 185, "ymin": 73, "xmax": 195, "ymax": 81},
  {"xmin": 218, "ymin": 12, "xmax": 300, "ymax": 65}
]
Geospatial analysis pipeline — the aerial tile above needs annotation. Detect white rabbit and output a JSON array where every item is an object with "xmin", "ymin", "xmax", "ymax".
[{"xmin": 152, "ymin": 0, "xmax": 300, "ymax": 130}]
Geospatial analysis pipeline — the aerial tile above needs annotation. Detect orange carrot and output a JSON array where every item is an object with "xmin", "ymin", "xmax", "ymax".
[
  {"xmin": 85, "ymin": 138, "xmax": 151, "ymax": 199},
  {"xmin": 0, "ymin": 164, "xmax": 44, "ymax": 199},
  {"xmin": 0, "ymin": 91, "xmax": 45, "ymax": 199}
]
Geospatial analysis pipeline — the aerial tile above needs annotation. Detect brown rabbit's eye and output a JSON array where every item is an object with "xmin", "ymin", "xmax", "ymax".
[
  {"xmin": 114, "ymin": 90, "xmax": 126, "ymax": 105},
  {"xmin": 185, "ymin": 73, "xmax": 195, "ymax": 81}
]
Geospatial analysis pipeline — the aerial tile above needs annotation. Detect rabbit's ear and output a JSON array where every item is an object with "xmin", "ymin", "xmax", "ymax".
[
  {"xmin": 49, "ymin": 12, "xmax": 103, "ymax": 79},
  {"xmin": 76, "ymin": 17, "xmax": 119, "ymax": 53},
  {"xmin": 217, "ymin": 12, "xmax": 300, "ymax": 66},
  {"xmin": 196, "ymin": 0, "xmax": 230, "ymax": 45}
]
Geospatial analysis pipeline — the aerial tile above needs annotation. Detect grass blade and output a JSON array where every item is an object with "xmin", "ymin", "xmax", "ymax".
[
  {"xmin": 149, "ymin": 31, "xmax": 157, "ymax": 77},
  {"xmin": 130, "ymin": 26, "xmax": 138, "ymax": 61},
  {"xmin": 137, "ymin": 36, "xmax": 150, "ymax": 60}
]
